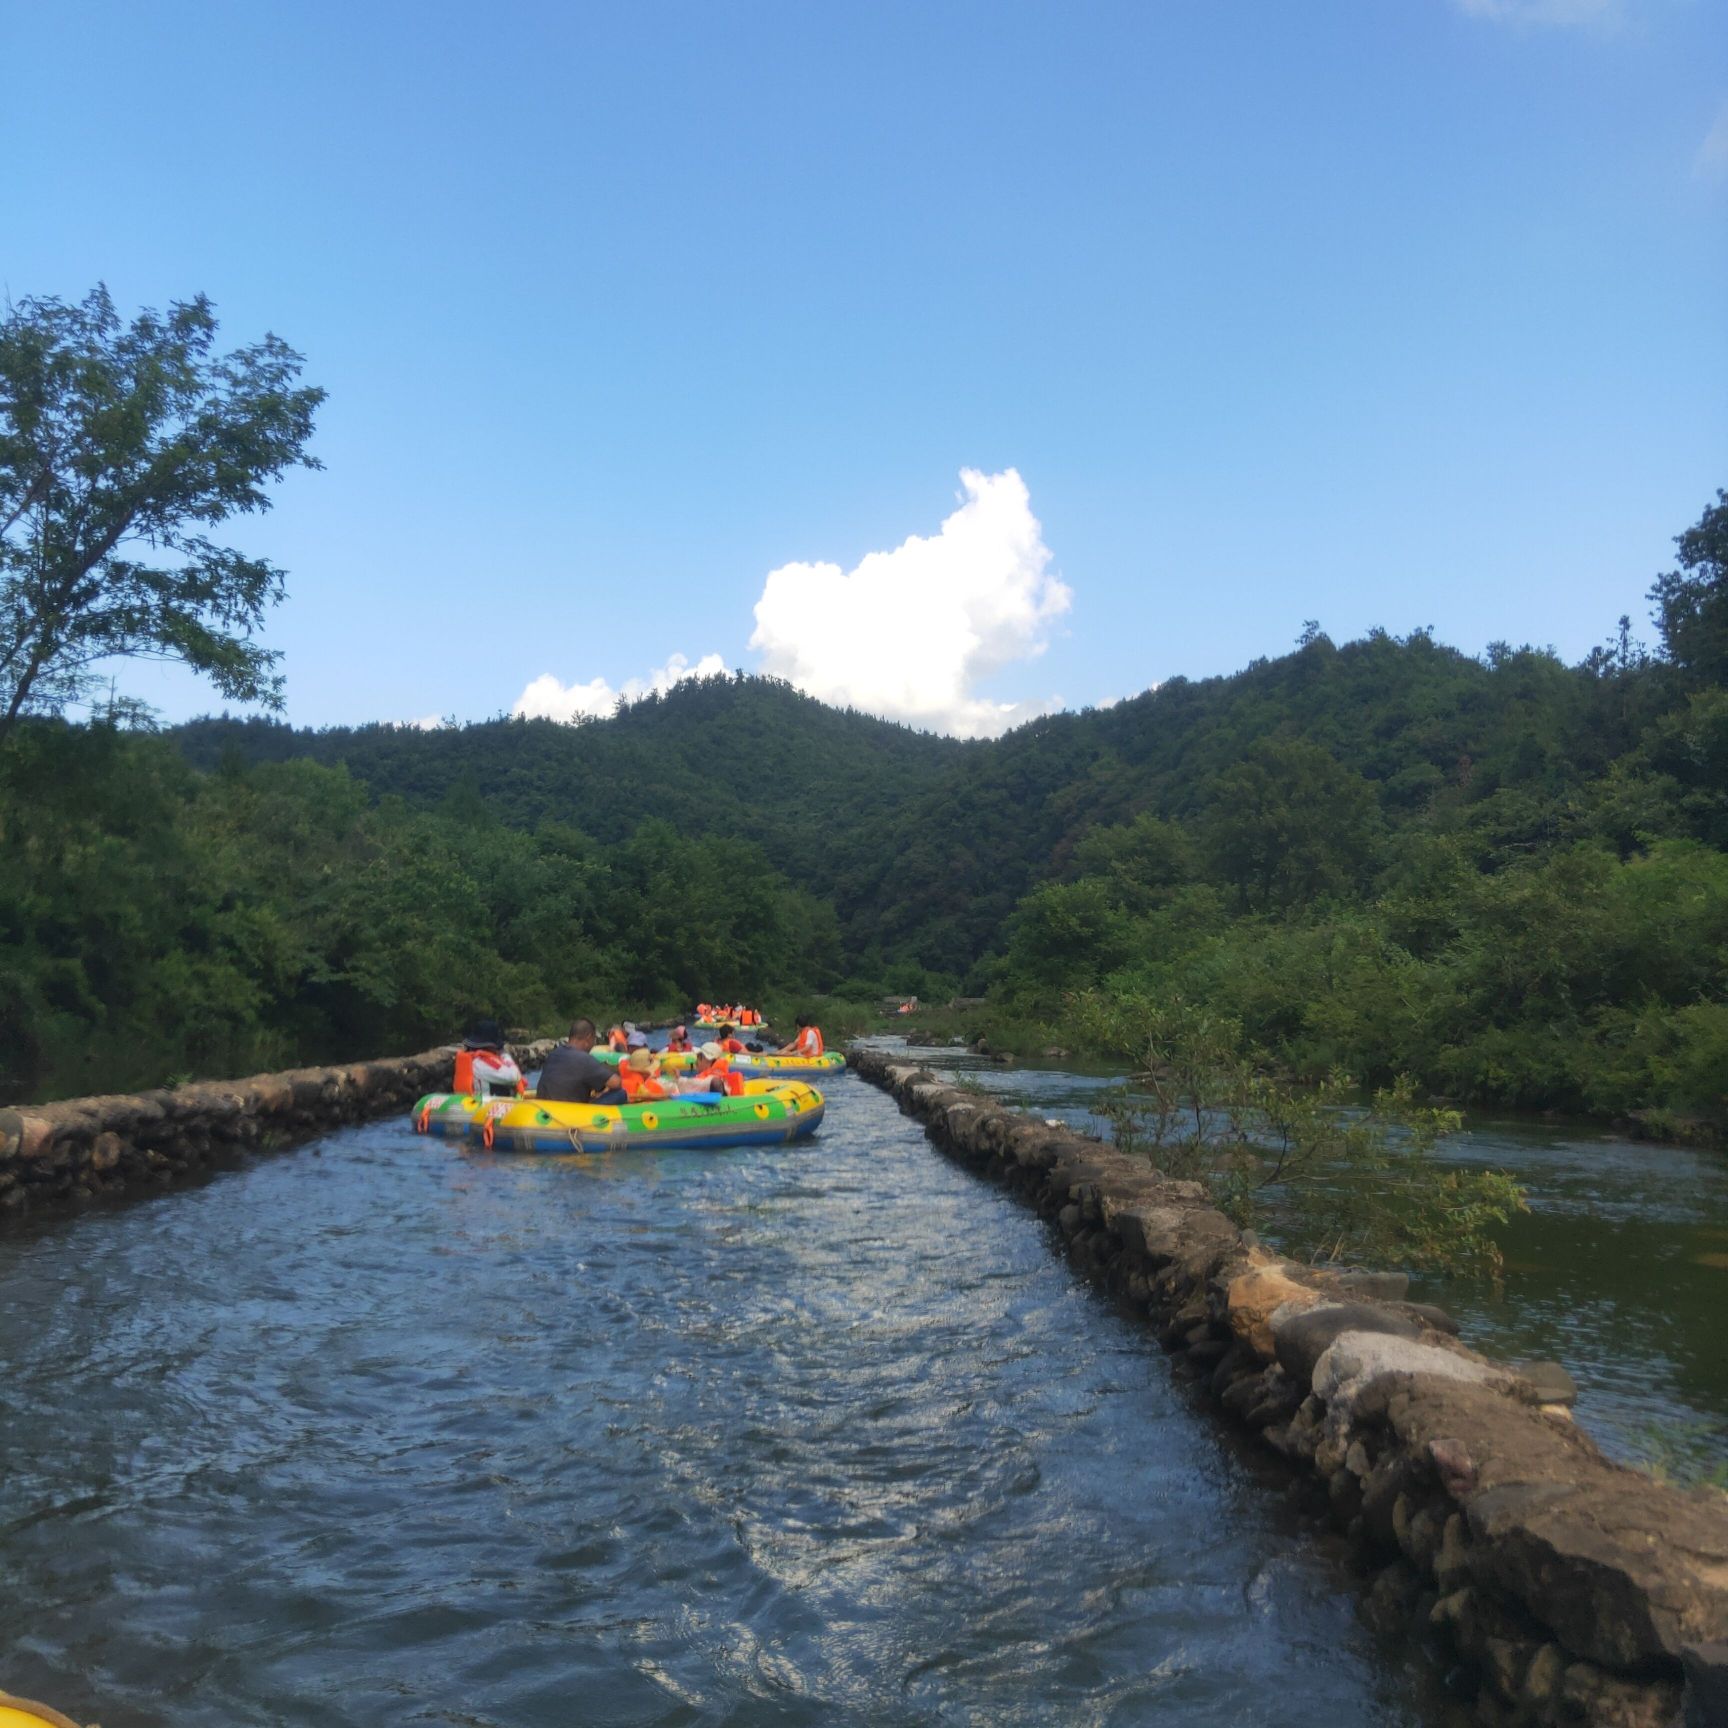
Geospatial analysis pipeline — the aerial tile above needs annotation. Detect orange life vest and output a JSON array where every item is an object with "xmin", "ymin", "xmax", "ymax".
[
  {"xmin": 794, "ymin": 1025, "xmax": 825, "ymax": 1057},
  {"xmin": 619, "ymin": 1068, "xmax": 668, "ymax": 1102},
  {"xmin": 453, "ymin": 1049, "xmax": 527, "ymax": 1096},
  {"xmin": 699, "ymin": 1059, "xmax": 745, "ymax": 1096}
]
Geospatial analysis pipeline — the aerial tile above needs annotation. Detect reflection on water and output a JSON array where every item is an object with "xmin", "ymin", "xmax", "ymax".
[
  {"xmin": 0, "ymin": 1072, "xmax": 1446, "ymax": 1726},
  {"xmin": 897, "ymin": 1042, "xmax": 1728, "ymax": 1472}
]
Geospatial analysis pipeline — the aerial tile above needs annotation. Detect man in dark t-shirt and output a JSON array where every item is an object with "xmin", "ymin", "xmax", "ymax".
[{"xmin": 536, "ymin": 1017, "xmax": 623, "ymax": 1104}]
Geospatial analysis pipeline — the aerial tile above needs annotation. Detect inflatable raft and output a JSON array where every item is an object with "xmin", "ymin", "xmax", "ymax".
[
  {"xmin": 0, "ymin": 1694, "xmax": 85, "ymax": 1728},
  {"xmin": 411, "ymin": 1079, "xmax": 824, "ymax": 1154},
  {"xmin": 595, "ymin": 1048, "xmax": 844, "ymax": 1081}
]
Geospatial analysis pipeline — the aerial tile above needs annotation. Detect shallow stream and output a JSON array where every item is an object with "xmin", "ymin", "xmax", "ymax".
[{"xmin": 0, "ymin": 1067, "xmax": 1449, "ymax": 1726}]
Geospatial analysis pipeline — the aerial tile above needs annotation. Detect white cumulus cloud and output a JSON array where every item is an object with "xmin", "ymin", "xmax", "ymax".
[
  {"xmin": 747, "ymin": 467, "xmax": 1071, "ymax": 738},
  {"xmin": 514, "ymin": 651, "xmax": 727, "ymax": 723}
]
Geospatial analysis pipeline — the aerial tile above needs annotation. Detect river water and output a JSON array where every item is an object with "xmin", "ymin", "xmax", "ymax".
[
  {"xmin": 0, "ymin": 1069, "xmax": 1452, "ymax": 1727},
  {"xmin": 903, "ymin": 1045, "xmax": 1728, "ymax": 1478}
]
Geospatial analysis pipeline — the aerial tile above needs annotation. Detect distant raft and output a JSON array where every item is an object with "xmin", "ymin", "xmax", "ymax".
[
  {"xmin": 595, "ymin": 1048, "xmax": 845, "ymax": 1081},
  {"xmin": 411, "ymin": 1079, "xmax": 824, "ymax": 1153}
]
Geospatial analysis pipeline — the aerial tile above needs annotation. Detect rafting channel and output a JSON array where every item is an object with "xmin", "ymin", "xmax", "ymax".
[{"xmin": 0, "ymin": 1054, "xmax": 1453, "ymax": 1727}]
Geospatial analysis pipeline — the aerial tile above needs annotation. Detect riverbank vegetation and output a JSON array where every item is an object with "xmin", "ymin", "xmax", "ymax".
[
  {"xmin": 0, "ymin": 724, "xmax": 840, "ymax": 1099},
  {"xmin": 3, "ymin": 418, "xmax": 1724, "ymax": 1135},
  {"xmin": 1072, "ymin": 993, "xmax": 1525, "ymax": 1275}
]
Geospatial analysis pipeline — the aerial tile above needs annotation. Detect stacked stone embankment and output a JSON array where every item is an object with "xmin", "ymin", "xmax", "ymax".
[
  {"xmin": 848, "ymin": 1046, "xmax": 1728, "ymax": 1728},
  {"xmin": 0, "ymin": 1040, "xmax": 557, "ymax": 1217}
]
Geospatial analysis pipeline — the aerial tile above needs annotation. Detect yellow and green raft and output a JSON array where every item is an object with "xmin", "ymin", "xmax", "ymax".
[
  {"xmin": 596, "ymin": 1048, "xmax": 844, "ymax": 1081},
  {"xmin": 412, "ymin": 1078, "xmax": 824, "ymax": 1154}
]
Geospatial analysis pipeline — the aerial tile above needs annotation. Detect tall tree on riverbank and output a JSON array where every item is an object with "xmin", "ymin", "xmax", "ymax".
[
  {"xmin": 1650, "ymin": 489, "xmax": 1728, "ymax": 688},
  {"xmin": 0, "ymin": 286, "xmax": 322, "ymax": 745}
]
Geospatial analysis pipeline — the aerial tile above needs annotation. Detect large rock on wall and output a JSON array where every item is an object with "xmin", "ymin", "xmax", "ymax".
[
  {"xmin": 847, "ymin": 1042, "xmax": 1728, "ymax": 1728},
  {"xmin": 0, "ymin": 1040, "xmax": 557, "ymax": 1218}
]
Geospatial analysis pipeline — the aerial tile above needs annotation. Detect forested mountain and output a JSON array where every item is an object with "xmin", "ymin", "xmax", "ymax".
[
  {"xmin": 6, "ymin": 490, "xmax": 1725, "ymax": 1127},
  {"xmin": 173, "ymin": 674, "xmax": 967, "ymax": 846},
  {"xmin": 168, "ymin": 611, "xmax": 1721, "ymax": 985},
  {"xmin": 172, "ymin": 676, "xmax": 972, "ymax": 964}
]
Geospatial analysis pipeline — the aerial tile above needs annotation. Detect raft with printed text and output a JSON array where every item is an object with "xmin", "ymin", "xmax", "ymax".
[{"xmin": 412, "ymin": 1079, "xmax": 825, "ymax": 1153}]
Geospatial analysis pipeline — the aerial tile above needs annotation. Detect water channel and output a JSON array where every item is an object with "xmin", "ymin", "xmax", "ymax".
[{"xmin": 0, "ymin": 1066, "xmax": 1453, "ymax": 1727}]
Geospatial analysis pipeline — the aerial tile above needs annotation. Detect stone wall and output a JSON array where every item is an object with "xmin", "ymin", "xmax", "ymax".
[
  {"xmin": 0, "ymin": 1041, "xmax": 558, "ymax": 1218},
  {"xmin": 848, "ymin": 1047, "xmax": 1728, "ymax": 1728}
]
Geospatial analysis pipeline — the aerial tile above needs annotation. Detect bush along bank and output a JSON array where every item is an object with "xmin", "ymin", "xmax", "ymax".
[
  {"xmin": 848, "ymin": 1047, "xmax": 1728, "ymax": 1728},
  {"xmin": 0, "ymin": 1040, "xmax": 558, "ymax": 1218}
]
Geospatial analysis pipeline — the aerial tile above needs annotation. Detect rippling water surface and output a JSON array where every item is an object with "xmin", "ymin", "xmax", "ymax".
[{"xmin": 0, "ymin": 1071, "xmax": 1444, "ymax": 1726}]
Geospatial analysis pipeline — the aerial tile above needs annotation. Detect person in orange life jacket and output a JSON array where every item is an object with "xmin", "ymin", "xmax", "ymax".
[
  {"xmin": 606, "ymin": 1024, "xmax": 629, "ymax": 1052},
  {"xmin": 666, "ymin": 1025, "xmax": 694, "ymax": 1053},
  {"xmin": 693, "ymin": 1042, "xmax": 745, "ymax": 1095},
  {"xmin": 777, "ymin": 1015, "xmax": 824, "ymax": 1058},
  {"xmin": 617, "ymin": 1048, "xmax": 671, "ymax": 1101},
  {"xmin": 454, "ymin": 1018, "xmax": 526, "ymax": 1097},
  {"xmin": 715, "ymin": 1024, "xmax": 748, "ymax": 1055}
]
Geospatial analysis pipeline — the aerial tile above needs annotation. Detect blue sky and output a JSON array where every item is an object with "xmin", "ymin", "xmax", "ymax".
[{"xmin": 4, "ymin": 0, "xmax": 1725, "ymax": 733}]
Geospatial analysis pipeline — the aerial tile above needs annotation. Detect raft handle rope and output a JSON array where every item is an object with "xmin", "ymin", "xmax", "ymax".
[{"xmin": 480, "ymin": 1099, "xmax": 511, "ymax": 1150}]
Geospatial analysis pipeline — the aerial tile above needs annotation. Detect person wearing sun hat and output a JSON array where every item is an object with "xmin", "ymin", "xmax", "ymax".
[
  {"xmin": 617, "ymin": 1046, "xmax": 671, "ymax": 1102},
  {"xmin": 666, "ymin": 1023, "xmax": 694, "ymax": 1053}
]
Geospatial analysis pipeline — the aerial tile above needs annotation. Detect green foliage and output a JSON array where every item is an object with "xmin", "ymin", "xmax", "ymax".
[
  {"xmin": 0, "ymin": 285, "xmax": 323, "ymax": 741},
  {"xmin": 1204, "ymin": 738, "xmax": 1382, "ymax": 910},
  {"xmin": 1649, "ymin": 489, "xmax": 1728, "ymax": 686},
  {"xmin": 0, "ymin": 723, "xmax": 835, "ymax": 1100},
  {"xmin": 1073, "ymin": 992, "xmax": 1525, "ymax": 1275}
]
